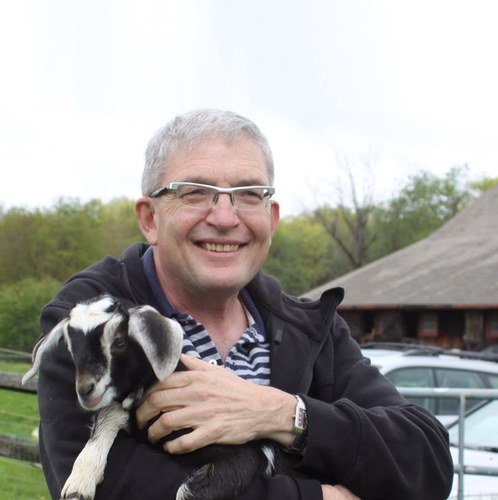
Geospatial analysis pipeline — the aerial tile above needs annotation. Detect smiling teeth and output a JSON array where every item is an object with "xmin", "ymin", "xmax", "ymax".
[{"xmin": 204, "ymin": 243, "xmax": 239, "ymax": 252}]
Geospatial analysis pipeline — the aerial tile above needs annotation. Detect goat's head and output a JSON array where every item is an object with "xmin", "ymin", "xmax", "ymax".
[{"xmin": 23, "ymin": 295, "xmax": 184, "ymax": 411}]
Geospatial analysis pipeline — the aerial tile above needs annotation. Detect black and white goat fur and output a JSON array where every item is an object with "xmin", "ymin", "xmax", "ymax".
[{"xmin": 23, "ymin": 295, "xmax": 276, "ymax": 500}]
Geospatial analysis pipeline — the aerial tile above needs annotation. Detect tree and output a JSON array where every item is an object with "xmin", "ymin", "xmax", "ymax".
[
  {"xmin": 311, "ymin": 150, "xmax": 379, "ymax": 270},
  {"xmin": 0, "ymin": 278, "xmax": 61, "ymax": 351},
  {"xmin": 472, "ymin": 176, "xmax": 498, "ymax": 193},
  {"xmin": 313, "ymin": 202, "xmax": 375, "ymax": 270},
  {"xmin": 0, "ymin": 197, "xmax": 144, "ymax": 286},
  {"xmin": 264, "ymin": 215, "xmax": 339, "ymax": 295},
  {"xmin": 100, "ymin": 197, "xmax": 144, "ymax": 257},
  {"xmin": 370, "ymin": 165, "xmax": 476, "ymax": 257}
]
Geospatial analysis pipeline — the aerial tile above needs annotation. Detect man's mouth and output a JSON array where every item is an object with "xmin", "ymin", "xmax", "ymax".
[{"xmin": 202, "ymin": 242, "xmax": 240, "ymax": 252}]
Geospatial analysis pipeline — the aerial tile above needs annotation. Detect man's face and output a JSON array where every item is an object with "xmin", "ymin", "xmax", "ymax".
[{"xmin": 137, "ymin": 137, "xmax": 280, "ymax": 300}]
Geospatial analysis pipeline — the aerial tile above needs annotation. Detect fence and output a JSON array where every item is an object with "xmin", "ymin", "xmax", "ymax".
[
  {"xmin": 399, "ymin": 387, "xmax": 498, "ymax": 500},
  {"xmin": 0, "ymin": 371, "xmax": 39, "ymax": 463}
]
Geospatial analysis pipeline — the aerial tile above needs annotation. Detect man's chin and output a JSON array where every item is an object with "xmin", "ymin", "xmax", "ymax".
[{"xmin": 196, "ymin": 274, "xmax": 253, "ymax": 297}]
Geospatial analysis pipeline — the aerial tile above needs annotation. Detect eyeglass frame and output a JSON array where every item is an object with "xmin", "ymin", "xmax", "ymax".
[{"xmin": 149, "ymin": 181, "xmax": 276, "ymax": 210}]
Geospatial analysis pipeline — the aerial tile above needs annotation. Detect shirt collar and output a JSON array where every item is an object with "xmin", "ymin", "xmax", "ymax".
[{"xmin": 141, "ymin": 246, "xmax": 266, "ymax": 336}]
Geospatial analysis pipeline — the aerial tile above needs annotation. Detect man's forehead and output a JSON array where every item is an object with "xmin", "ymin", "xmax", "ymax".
[{"xmin": 164, "ymin": 138, "xmax": 270, "ymax": 185}]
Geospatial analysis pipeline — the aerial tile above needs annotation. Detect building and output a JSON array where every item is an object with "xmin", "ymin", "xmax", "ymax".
[{"xmin": 303, "ymin": 184, "xmax": 498, "ymax": 349}]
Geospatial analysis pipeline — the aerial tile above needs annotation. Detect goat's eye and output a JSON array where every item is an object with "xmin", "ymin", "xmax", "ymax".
[{"xmin": 113, "ymin": 337, "xmax": 127, "ymax": 349}]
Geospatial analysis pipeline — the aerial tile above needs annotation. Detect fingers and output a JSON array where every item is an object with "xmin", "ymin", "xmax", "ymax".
[
  {"xmin": 149, "ymin": 409, "xmax": 220, "ymax": 453},
  {"xmin": 135, "ymin": 356, "xmax": 215, "ymax": 431},
  {"xmin": 135, "ymin": 377, "xmax": 191, "ymax": 430},
  {"xmin": 179, "ymin": 354, "xmax": 216, "ymax": 371}
]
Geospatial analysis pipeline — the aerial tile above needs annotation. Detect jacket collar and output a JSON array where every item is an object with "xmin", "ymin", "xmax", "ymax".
[{"xmin": 246, "ymin": 272, "xmax": 344, "ymax": 392}]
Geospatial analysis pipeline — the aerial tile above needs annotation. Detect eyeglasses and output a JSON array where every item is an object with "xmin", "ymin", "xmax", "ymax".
[{"xmin": 150, "ymin": 182, "xmax": 275, "ymax": 210}]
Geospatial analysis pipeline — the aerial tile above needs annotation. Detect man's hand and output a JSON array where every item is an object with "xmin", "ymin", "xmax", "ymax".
[
  {"xmin": 322, "ymin": 485, "xmax": 361, "ymax": 500},
  {"xmin": 135, "ymin": 354, "xmax": 296, "ymax": 453}
]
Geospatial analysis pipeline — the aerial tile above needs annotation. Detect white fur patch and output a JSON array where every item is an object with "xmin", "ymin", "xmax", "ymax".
[
  {"xmin": 176, "ymin": 482, "xmax": 193, "ymax": 500},
  {"xmin": 69, "ymin": 296, "xmax": 117, "ymax": 333},
  {"xmin": 262, "ymin": 444, "xmax": 275, "ymax": 476}
]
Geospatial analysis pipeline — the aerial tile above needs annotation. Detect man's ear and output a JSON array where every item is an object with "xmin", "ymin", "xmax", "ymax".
[
  {"xmin": 269, "ymin": 200, "xmax": 280, "ymax": 238},
  {"xmin": 135, "ymin": 197, "xmax": 158, "ymax": 245}
]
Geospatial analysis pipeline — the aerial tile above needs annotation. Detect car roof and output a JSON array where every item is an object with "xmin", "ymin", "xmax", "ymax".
[{"xmin": 361, "ymin": 342, "xmax": 498, "ymax": 374}]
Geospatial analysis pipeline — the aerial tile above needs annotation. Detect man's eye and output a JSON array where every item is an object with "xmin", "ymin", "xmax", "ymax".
[
  {"xmin": 180, "ymin": 188, "xmax": 210, "ymax": 198},
  {"xmin": 239, "ymin": 189, "xmax": 263, "ymax": 200}
]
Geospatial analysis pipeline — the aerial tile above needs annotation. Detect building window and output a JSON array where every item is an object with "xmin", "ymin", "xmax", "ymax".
[
  {"xmin": 419, "ymin": 312, "xmax": 438, "ymax": 337},
  {"xmin": 486, "ymin": 312, "xmax": 498, "ymax": 338}
]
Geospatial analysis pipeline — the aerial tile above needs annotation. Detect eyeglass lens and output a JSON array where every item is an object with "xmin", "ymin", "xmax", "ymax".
[{"xmin": 176, "ymin": 185, "xmax": 270, "ymax": 210}]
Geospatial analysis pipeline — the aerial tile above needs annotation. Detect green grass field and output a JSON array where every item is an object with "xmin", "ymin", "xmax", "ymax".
[
  {"xmin": 0, "ymin": 388, "xmax": 39, "ymax": 440},
  {"xmin": 0, "ymin": 456, "xmax": 50, "ymax": 499},
  {"xmin": 0, "ymin": 360, "xmax": 50, "ymax": 499},
  {"xmin": 0, "ymin": 360, "xmax": 31, "ymax": 374}
]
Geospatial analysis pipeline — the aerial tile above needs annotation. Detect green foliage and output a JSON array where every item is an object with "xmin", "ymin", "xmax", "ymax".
[
  {"xmin": 100, "ymin": 197, "xmax": 145, "ymax": 256},
  {"xmin": 312, "ymin": 203, "xmax": 375, "ymax": 270},
  {"xmin": 472, "ymin": 176, "xmax": 498, "ymax": 193},
  {"xmin": 264, "ymin": 215, "xmax": 343, "ymax": 295},
  {"xmin": 369, "ymin": 166, "xmax": 476, "ymax": 257},
  {"xmin": 0, "ymin": 196, "xmax": 144, "ymax": 350},
  {"xmin": 0, "ymin": 278, "xmax": 61, "ymax": 351},
  {"xmin": 0, "ymin": 197, "xmax": 144, "ymax": 286}
]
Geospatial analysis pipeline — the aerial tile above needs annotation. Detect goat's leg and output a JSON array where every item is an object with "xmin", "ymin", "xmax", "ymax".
[
  {"xmin": 61, "ymin": 403, "xmax": 129, "ymax": 500},
  {"xmin": 176, "ymin": 443, "xmax": 275, "ymax": 500}
]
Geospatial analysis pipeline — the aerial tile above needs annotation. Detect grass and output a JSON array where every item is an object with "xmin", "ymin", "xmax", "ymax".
[
  {"xmin": 0, "ymin": 389, "xmax": 39, "ymax": 440},
  {"xmin": 0, "ymin": 456, "xmax": 50, "ymax": 499},
  {"xmin": 0, "ymin": 360, "xmax": 32, "ymax": 375},
  {"xmin": 0, "ymin": 360, "xmax": 49, "ymax": 499}
]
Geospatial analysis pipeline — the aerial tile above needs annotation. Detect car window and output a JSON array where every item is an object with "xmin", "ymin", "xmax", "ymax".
[
  {"xmin": 448, "ymin": 400, "xmax": 498, "ymax": 449},
  {"xmin": 437, "ymin": 368, "xmax": 483, "ymax": 388},
  {"xmin": 485, "ymin": 373, "xmax": 498, "ymax": 389},
  {"xmin": 386, "ymin": 367, "xmax": 436, "ymax": 413},
  {"xmin": 435, "ymin": 369, "xmax": 485, "ymax": 414}
]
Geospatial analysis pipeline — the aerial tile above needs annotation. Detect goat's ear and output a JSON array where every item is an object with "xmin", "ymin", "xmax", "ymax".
[
  {"xmin": 128, "ymin": 306, "xmax": 183, "ymax": 381},
  {"xmin": 22, "ymin": 319, "xmax": 67, "ymax": 385}
]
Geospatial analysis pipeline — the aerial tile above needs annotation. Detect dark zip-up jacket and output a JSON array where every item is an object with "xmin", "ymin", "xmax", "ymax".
[{"xmin": 37, "ymin": 243, "xmax": 453, "ymax": 499}]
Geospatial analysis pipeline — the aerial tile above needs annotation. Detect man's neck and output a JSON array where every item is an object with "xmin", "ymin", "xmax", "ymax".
[{"xmin": 166, "ymin": 288, "xmax": 249, "ymax": 360}]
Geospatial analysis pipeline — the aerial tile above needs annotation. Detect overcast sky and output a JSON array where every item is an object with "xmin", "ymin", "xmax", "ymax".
[{"xmin": 1, "ymin": 0, "xmax": 497, "ymax": 216}]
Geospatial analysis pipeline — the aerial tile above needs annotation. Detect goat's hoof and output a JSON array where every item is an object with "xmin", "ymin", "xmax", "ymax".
[
  {"xmin": 61, "ymin": 491, "xmax": 94, "ymax": 500},
  {"xmin": 61, "ymin": 477, "xmax": 96, "ymax": 500}
]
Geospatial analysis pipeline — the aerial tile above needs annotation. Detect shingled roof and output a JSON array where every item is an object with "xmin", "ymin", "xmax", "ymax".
[{"xmin": 304, "ymin": 183, "xmax": 498, "ymax": 307}]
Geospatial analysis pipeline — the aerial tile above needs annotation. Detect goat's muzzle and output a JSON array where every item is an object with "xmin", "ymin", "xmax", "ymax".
[{"xmin": 76, "ymin": 376, "xmax": 106, "ymax": 410}]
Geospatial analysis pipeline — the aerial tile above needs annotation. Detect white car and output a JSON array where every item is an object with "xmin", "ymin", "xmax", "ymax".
[
  {"xmin": 447, "ymin": 399, "xmax": 498, "ymax": 499},
  {"xmin": 361, "ymin": 343, "xmax": 498, "ymax": 425}
]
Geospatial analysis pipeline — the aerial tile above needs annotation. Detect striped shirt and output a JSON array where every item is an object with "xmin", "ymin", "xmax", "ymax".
[{"xmin": 141, "ymin": 247, "xmax": 271, "ymax": 385}]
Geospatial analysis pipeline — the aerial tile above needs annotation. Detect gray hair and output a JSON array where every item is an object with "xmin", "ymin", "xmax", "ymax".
[{"xmin": 141, "ymin": 109, "xmax": 275, "ymax": 196}]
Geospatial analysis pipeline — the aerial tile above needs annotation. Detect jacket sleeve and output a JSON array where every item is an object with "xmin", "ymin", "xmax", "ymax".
[
  {"xmin": 297, "ymin": 314, "xmax": 454, "ymax": 500},
  {"xmin": 37, "ymin": 295, "xmax": 324, "ymax": 500}
]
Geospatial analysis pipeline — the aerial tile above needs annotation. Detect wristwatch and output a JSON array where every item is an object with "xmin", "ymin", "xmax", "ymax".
[{"xmin": 287, "ymin": 395, "xmax": 308, "ymax": 454}]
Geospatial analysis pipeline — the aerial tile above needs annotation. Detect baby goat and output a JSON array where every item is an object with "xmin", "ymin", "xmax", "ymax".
[{"xmin": 23, "ymin": 295, "xmax": 275, "ymax": 500}]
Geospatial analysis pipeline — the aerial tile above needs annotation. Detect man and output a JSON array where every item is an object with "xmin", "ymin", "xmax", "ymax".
[{"xmin": 37, "ymin": 109, "xmax": 453, "ymax": 499}]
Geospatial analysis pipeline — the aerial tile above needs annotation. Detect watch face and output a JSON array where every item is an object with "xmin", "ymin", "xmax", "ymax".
[
  {"xmin": 296, "ymin": 407, "xmax": 307, "ymax": 429},
  {"xmin": 294, "ymin": 397, "xmax": 308, "ymax": 432}
]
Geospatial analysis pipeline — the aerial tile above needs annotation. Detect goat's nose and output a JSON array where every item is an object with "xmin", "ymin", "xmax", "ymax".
[{"xmin": 77, "ymin": 380, "xmax": 95, "ymax": 398}]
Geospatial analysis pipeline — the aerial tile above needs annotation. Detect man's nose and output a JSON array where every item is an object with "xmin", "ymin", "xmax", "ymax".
[{"xmin": 206, "ymin": 193, "xmax": 240, "ymax": 226}]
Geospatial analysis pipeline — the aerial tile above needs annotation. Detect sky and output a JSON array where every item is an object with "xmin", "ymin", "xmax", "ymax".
[{"xmin": 1, "ymin": 0, "xmax": 497, "ymax": 216}]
